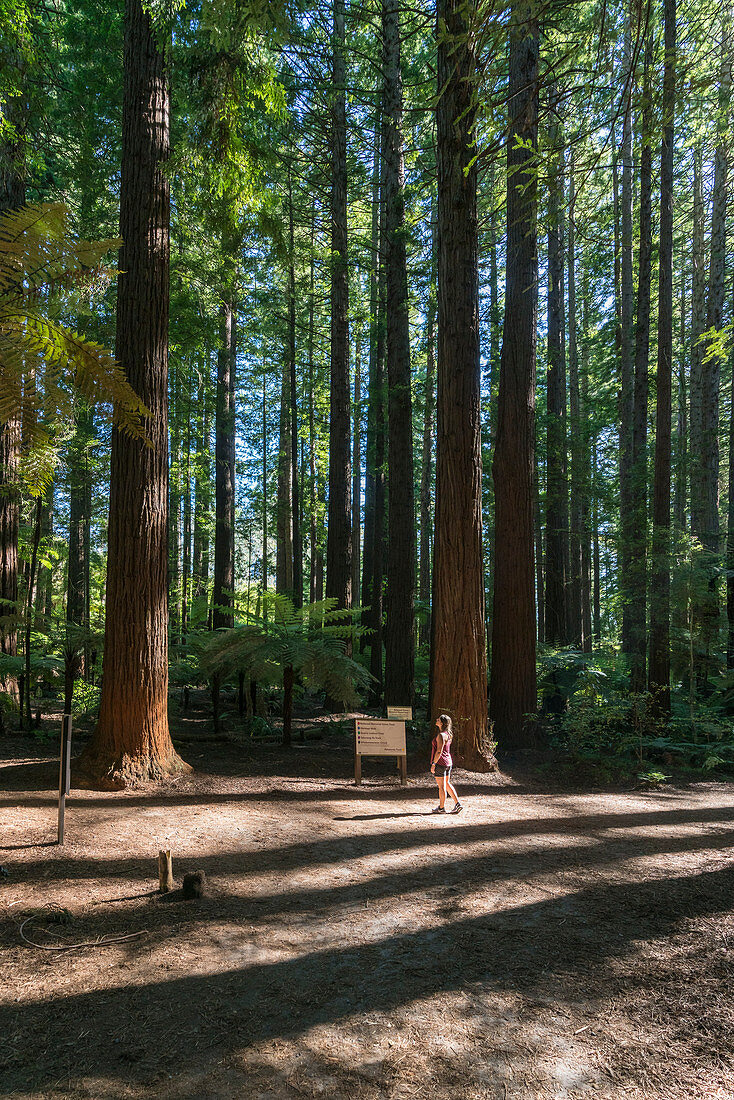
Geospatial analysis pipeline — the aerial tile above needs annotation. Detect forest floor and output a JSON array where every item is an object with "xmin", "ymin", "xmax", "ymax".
[{"xmin": 2, "ymin": 705, "xmax": 734, "ymax": 1100}]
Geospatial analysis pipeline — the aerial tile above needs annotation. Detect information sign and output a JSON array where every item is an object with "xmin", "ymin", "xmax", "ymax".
[
  {"xmin": 354, "ymin": 718, "xmax": 407, "ymax": 786},
  {"xmin": 387, "ymin": 706, "xmax": 412, "ymax": 721}
]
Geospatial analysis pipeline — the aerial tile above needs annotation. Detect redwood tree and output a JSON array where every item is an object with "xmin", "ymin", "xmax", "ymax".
[
  {"xmin": 0, "ymin": 69, "xmax": 25, "ymax": 698},
  {"xmin": 489, "ymin": 3, "xmax": 539, "ymax": 750},
  {"xmin": 81, "ymin": 0, "xmax": 187, "ymax": 785},
  {"xmin": 325, "ymin": 0, "xmax": 352, "ymax": 620},
  {"xmin": 648, "ymin": 0, "xmax": 676, "ymax": 708},
  {"xmin": 383, "ymin": 0, "xmax": 415, "ymax": 707},
  {"xmin": 431, "ymin": 0, "xmax": 493, "ymax": 769},
  {"xmin": 545, "ymin": 100, "xmax": 569, "ymax": 648}
]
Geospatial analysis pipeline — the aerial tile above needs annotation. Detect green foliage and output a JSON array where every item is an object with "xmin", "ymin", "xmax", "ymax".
[
  {"xmin": 200, "ymin": 593, "xmax": 372, "ymax": 709},
  {"xmin": 70, "ymin": 679, "xmax": 101, "ymax": 721},
  {"xmin": 0, "ymin": 203, "xmax": 148, "ymax": 492},
  {"xmin": 0, "ymin": 648, "xmax": 62, "ymax": 688},
  {"xmin": 637, "ymin": 771, "xmax": 672, "ymax": 788}
]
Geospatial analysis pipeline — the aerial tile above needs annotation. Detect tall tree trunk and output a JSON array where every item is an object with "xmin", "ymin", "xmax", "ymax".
[
  {"xmin": 262, "ymin": 369, "xmax": 268, "ymax": 598},
  {"xmin": 592, "ymin": 443, "xmax": 601, "ymax": 644},
  {"xmin": 65, "ymin": 409, "xmax": 92, "ymax": 710},
  {"xmin": 728, "ymin": 285, "xmax": 734, "ymax": 669},
  {"xmin": 700, "ymin": 21, "xmax": 730, "ymax": 679},
  {"xmin": 419, "ymin": 281, "xmax": 436, "ymax": 649},
  {"xmin": 689, "ymin": 150, "xmax": 706, "ymax": 533},
  {"xmin": 276, "ymin": 350, "xmax": 293, "ymax": 594},
  {"xmin": 727, "ymin": 283, "xmax": 734, "ymax": 669},
  {"xmin": 34, "ymin": 486, "xmax": 52, "ymax": 629},
  {"xmin": 649, "ymin": 0, "xmax": 676, "ymax": 708},
  {"xmin": 489, "ymin": 3, "xmax": 539, "ymax": 750},
  {"xmin": 198, "ymin": 370, "xmax": 212, "ymax": 617},
  {"xmin": 326, "ymin": 0, "xmax": 352, "ymax": 621},
  {"xmin": 534, "ymin": 460, "xmax": 544, "ymax": 646},
  {"xmin": 81, "ymin": 0, "xmax": 187, "ymax": 785},
  {"xmin": 545, "ymin": 101, "xmax": 568, "ymax": 648},
  {"xmin": 383, "ymin": 0, "xmax": 415, "ymax": 707},
  {"xmin": 169, "ymin": 360, "xmax": 180, "ymax": 640},
  {"xmin": 181, "ymin": 394, "xmax": 192, "ymax": 639},
  {"xmin": 619, "ymin": 13, "xmax": 635, "ymax": 658},
  {"xmin": 369, "ymin": 110, "xmax": 387, "ymax": 700},
  {"xmin": 351, "ymin": 327, "xmax": 362, "ymax": 608},
  {"xmin": 0, "ymin": 81, "xmax": 25, "ymax": 702},
  {"xmin": 214, "ymin": 296, "xmax": 236, "ymax": 630},
  {"xmin": 288, "ymin": 168, "xmax": 302, "ymax": 609},
  {"xmin": 432, "ymin": 0, "xmax": 492, "ymax": 767},
  {"xmin": 580, "ymin": 275, "xmax": 593, "ymax": 653},
  {"xmin": 567, "ymin": 151, "xmax": 583, "ymax": 648},
  {"xmin": 306, "ymin": 199, "xmax": 319, "ymax": 606},
  {"xmin": 361, "ymin": 124, "xmax": 381, "ymax": 650},
  {"xmin": 192, "ymin": 369, "xmax": 204, "ymax": 601},
  {"xmin": 673, "ymin": 277, "xmax": 687, "ymax": 533},
  {"xmin": 629, "ymin": 30, "xmax": 653, "ymax": 693},
  {"xmin": 24, "ymin": 497, "xmax": 41, "ymax": 728}
]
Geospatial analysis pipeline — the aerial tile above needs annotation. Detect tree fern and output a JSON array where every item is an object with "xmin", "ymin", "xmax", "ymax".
[
  {"xmin": 200, "ymin": 593, "xmax": 372, "ymax": 744},
  {"xmin": 0, "ymin": 202, "xmax": 148, "ymax": 493}
]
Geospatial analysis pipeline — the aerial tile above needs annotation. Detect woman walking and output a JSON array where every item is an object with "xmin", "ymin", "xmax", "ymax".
[{"xmin": 430, "ymin": 714, "xmax": 463, "ymax": 813}]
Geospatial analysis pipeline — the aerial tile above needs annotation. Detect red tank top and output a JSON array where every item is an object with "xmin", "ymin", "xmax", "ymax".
[{"xmin": 432, "ymin": 735, "xmax": 452, "ymax": 767}]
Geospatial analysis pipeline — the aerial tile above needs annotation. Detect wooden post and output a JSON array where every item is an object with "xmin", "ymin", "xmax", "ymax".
[
  {"xmin": 57, "ymin": 714, "xmax": 72, "ymax": 845},
  {"xmin": 354, "ymin": 751, "xmax": 362, "ymax": 785},
  {"xmin": 398, "ymin": 755, "xmax": 407, "ymax": 787},
  {"xmin": 158, "ymin": 849, "xmax": 174, "ymax": 892}
]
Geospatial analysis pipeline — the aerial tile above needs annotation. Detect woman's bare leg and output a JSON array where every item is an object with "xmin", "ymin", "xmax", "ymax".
[
  {"xmin": 446, "ymin": 777, "xmax": 460, "ymax": 805},
  {"xmin": 435, "ymin": 776, "xmax": 447, "ymax": 808}
]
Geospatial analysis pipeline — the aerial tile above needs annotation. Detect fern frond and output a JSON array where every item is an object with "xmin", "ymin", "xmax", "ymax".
[{"xmin": 0, "ymin": 203, "xmax": 148, "ymax": 491}]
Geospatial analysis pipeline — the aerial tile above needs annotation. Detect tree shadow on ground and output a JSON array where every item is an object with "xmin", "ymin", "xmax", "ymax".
[
  {"xmin": 5, "ymin": 802, "xmax": 734, "ymax": 888},
  {"xmin": 4, "ymin": 806, "xmax": 733, "ymax": 930},
  {"xmin": 1, "ymin": 862, "xmax": 731, "ymax": 1094}
]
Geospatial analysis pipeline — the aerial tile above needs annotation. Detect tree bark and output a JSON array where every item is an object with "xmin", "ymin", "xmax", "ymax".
[
  {"xmin": 648, "ymin": 0, "xmax": 676, "ymax": 708},
  {"xmin": 213, "ymin": 296, "xmax": 236, "ymax": 631},
  {"xmin": 361, "ymin": 125, "xmax": 381, "ymax": 650},
  {"xmin": 0, "ymin": 78, "xmax": 25, "ymax": 701},
  {"xmin": 695, "ymin": 23, "xmax": 729, "ymax": 687},
  {"xmin": 326, "ymin": 0, "xmax": 352, "ymax": 620},
  {"xmin": 673, "ymin": 278, "xmax": 687, "ymax": 533},
  {"xmin": 489, "ymin": 4, "xmax": 539, "ymax": 751},
  {"xmin": 81, "ymin": 0, "xmax": 188, "ymax": 786},
  {"xmin": 545, "ymin": 101, "xmax": 569, "ymax": 648},
  {"xmin": 351, "ymin": 328, "xmax": 362, "ymax": 608},
  {"xmin": 65, "ymin": 409, "xmax": 92, "ymax": 710},
  {"xmin": 383, "ymin": 0, "xmax": 415, "ymax": 708},
  {"xmin": 629, "ymin": 33, "xmax": 653, "ymax": 693},
  {"xmin": 567, "ymin": 151, "xmax": 583, "ymax": 648},
  {"xmin": 288, "ymin": 167, "xmax": 302, "ymax": 609},
  {"xmin": 368, "ymin": 109, "xmax": 387, "ymax": 700},
  {"xmin": 181, "ymin": 395, "xmax": 192, "ymax": 639},
  {"xmin": 169, "ymin": 361, "xmax": 180, "ymax": 640},
  {"xmin": 276, "ymin": 349, "xmax": 294, "ymax": 594},
  {"xmin": 619, "ymin": 14, "xmax": 635, "ymax": 658},
  {"xmin": 580, "ymin": 276, "xmax": 593, "ymax": 653},
  {"xmin": 432, "ymin": 0, "xmax": 493, "ymax": 768},
  {"xmin": 419, "ymin": 274, "xmax": 436, "ymax": 650}
]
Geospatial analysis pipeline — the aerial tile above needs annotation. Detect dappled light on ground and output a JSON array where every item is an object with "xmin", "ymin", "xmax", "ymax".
[{"xmin": 2, "ymin": 739, "xmax": 733, "ymax": 1098}]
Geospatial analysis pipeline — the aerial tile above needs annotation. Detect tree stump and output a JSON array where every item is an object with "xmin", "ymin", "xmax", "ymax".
[
  {"xmin": 182, "ymin": 870, "xmax": 206, "ymax": 899},
  {"xmin": 158, "ymin": 849, "xmax": 174, "ymax": 892}
]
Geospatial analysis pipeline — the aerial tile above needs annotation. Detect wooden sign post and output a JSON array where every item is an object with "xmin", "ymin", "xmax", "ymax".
[
  {"xmin": 354, "ymin": 717, "xmax": 407, "ymax": 786},
  {"xmin": 57, "ymin": 714, "xmax": 72, "ymax": 845}
]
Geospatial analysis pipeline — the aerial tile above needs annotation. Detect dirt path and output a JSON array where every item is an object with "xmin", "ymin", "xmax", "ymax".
[{"xmin": 2, "ymin": 732, "xmax": 733, "ymax": 1099}]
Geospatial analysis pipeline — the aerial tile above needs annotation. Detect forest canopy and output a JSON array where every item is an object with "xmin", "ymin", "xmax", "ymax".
[{"xmin": 1, "ymin": 0, "xmax": 733, "ymax": 782}]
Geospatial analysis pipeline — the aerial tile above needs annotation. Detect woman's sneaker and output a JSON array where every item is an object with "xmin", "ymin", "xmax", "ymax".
[
  {"xmin": 432, "ymin": 806, "xmax": 446, "ymax": 814},
  {"xmin": 451, "ymin": 803, "xmax": 463, "ymax": 814}
]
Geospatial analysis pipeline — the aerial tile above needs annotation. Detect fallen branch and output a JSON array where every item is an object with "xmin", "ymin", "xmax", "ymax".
[{"xmin": 19, "ymin": 910, "xmax": 148, "ymax": 952}]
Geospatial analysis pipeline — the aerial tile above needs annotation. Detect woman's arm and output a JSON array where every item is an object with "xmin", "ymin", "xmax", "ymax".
[{"xmin": 431, "ymin": 732, "xmax": 447, "ymax": 765}]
